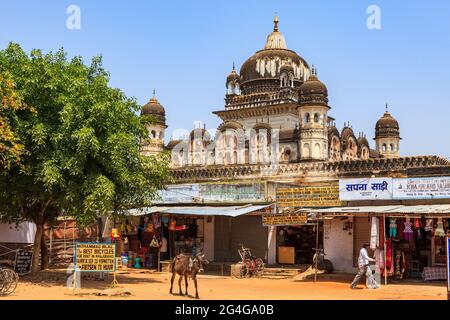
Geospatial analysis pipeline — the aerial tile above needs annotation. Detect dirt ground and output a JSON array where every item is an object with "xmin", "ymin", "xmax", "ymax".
[{"xmin": 2, "ymin": 269, "xmax": 447, "ymax": 300}]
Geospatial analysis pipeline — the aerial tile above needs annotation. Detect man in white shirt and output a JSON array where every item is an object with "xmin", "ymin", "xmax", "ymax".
[{"xmin": 350, "ymin": 243, "xmax": 379, "ymax": 289}]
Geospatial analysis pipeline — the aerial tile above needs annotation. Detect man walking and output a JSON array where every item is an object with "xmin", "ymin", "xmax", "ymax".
[{"xmin": 351, "ymin": 243, "xmax": 379, "ymax": 289}]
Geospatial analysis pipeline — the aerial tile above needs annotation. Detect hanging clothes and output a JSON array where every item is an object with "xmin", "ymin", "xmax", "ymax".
[
  {"xmin": 434, "ymin": 218, "xmax": 446, "ymax": 237},
  {"xmin": 414, "ymin": 218, "xmax": 421, "ymax": 229},
  {"xmin": 152, "ymin": 214, "xmax": 161, "ymax": 229},
  {"xmin": 403, "ymin": 220, "xmax": 414, "ymax": 241},
  {"xmin": 389, "ymin": 218, "xmax": 397, "ymax": 238},
  {"xmin": 370, "ymin": 217, "xmax": 379, "ymax": 250},
  {"xmin": 425, "ymin": 219, "xmax": 433, "ymax": 232},
  {"xmin": 379, "ymin": 216, "xmax": 385, "ymax": 249}
]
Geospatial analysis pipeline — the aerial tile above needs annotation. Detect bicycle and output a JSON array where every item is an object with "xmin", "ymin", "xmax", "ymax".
[
  {"xmin": 0, "ymin": 267, "xmax": 19, "ymax": 296},
  {"xmin": 238, "ymin": 245, "xmax": 265, "ymax": 278}
]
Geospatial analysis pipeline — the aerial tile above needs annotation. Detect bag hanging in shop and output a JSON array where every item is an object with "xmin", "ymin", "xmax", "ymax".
[{"xmin": 150, "ymin": 236, "xmax": 160, "ymax": 247}]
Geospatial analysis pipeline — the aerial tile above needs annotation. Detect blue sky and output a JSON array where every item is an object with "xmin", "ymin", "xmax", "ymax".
[{"xmin": 1, "ymin": 0, "xmax": 450, "ymax": 157}]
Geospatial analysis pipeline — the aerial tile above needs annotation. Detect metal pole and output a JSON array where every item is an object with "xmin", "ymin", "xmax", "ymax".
[
  {"xmin": 314, "ymin": 223, "xmax": 319, "ymax": 283},
  {"xmin": 384, "ymin": 214, "xmax": 387, "ymax": 286}
]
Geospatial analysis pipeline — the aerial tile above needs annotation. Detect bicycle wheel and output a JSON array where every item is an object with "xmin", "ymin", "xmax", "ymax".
[
  {"xmin": 254, "ymin": 258, "xmax": 265, "ymax": 277},
  {"xmin": 0, "ymin": 269, "xmax": 18, "ymax": 296},
  {"xmin": 243, "ymin": 259, "xmax": 253, "ymax": 278}
]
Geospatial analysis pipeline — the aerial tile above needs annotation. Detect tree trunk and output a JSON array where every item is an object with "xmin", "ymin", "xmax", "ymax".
[
  {"xmin": 32, "ymin": 213, "xmax": 45, "ymax": 274},
  {"xmin": 40, "ymin": 229, "xmax": 49, "ymax": 270}
]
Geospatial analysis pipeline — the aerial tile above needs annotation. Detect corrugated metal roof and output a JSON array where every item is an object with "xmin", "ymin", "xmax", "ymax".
[{"xmin": 127, "ymin": 204, "xmax": 273, "ymax": 218}]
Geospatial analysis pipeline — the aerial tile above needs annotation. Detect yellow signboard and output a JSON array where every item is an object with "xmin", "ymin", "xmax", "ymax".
[
  {"xmin": 276, "ymin": 185, "xmax": 342, "ymax": 208},
  {"xmin": 75, "ymin": 243, "xmax": 116, "ymax": 272},
  {"xmin": 263, "ymin": 214, "xmax": 308, "ymax": 226}
]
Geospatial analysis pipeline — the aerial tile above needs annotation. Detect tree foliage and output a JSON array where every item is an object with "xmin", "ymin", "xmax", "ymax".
[{"xmin": 0, "ymin": 43, "xmax": 171, "ymax": 272}]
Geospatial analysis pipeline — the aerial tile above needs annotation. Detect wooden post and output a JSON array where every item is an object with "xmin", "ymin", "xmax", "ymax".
[
  {"xmin": 314, "ymin": 223, "xmax": 319, "ymax": 283},
  {"xmin": 384, "ymin": 214, "xmax": 387, "ymax": 286}
]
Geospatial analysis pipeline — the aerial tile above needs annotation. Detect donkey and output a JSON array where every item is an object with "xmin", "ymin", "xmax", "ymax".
[{"xmin": 169, "ymin": 252, "xmax": 209, "ymax": 299}]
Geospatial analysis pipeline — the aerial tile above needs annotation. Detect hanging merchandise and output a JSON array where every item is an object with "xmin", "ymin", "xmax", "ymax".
[
  {"xmin": 370, "ymin": 217, "xmax": 379, "ymax": 250},
  {"xmin": 169, "ymin": 218, "xmax": 177, "ymax": 231},
  {"xmin": 175, "ymin": 225, "xmax": 188, "ymax": 231},
  {"xmin": 414, "ymin": 218, "xmax": 421, "ymax": 229},
  {"xmin": 425, "ymin": 219, "xmax": 433, "ymax": 232},
  {"xmin": 162, "ymin": 216, "xmax": 169, "ymax": 225},
  {"xmin": 434, "ymin": 218, "xmax": 446, "ymax": 237},
  {"xmin": 394, "ymin": 250, "xmax": 406, "ymax": 279},
  {"xmin": 150, "ymin": 236, "xmax": 160, "ymax": 248},
  {"xmin": 389, "ymin": 218, "xmax": 397, "ymax": 238},
  {"xmin": 403, "ymin": 218, "xmax": 414, "ymax": 241},
  {"xmin": 145, "ymin": 223, "xmax": 154, "ymax": 233},
  {"xmin": 152, "ymin": 214, "xmax": 161, "ymax": 229}
]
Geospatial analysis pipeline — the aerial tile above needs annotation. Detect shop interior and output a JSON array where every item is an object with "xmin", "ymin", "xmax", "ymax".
[
  {"xmin": 110, "ymin": 214, "xmax": 205, "ymax": 270},
  {"xmin": 382, "ymin": 216, "xmax": 449, "ymax": 281},
  {"xmin": 276, "ymin": 224, "xmax": 323, "ymax": 265}
]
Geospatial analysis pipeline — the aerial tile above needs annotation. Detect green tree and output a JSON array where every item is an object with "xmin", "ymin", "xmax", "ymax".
[
  {"xmin": 0, "ymin": 43, "xmax": 171, "ymax": 273},
  {"xmin": 0, "ymin": 70, "xmax": 29, "ymax": 170}
]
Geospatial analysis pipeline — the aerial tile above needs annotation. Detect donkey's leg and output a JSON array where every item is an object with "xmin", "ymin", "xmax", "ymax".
[
  {"xmin": 184, "ymin": 273, "xmax": 189, "ymax": 296},
  {"xmin": 194, "ymin": 277, "xmax": 199, "ymax": 299},
  {"xmin": 170, "ymin": 272, "xmax": 176, "ymax": 294},
  {"xmin": 178, "ymin": 274, "xmax": 183, "ymax": 295}
]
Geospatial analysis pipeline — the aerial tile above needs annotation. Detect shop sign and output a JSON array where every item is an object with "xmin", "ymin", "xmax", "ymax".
[
  {"xmin": 74, "ymin": 243, "xmax": 116, "ymax": 272},
  {"xmin": 393, "ymin": 177, "xmax": 450, "ymax": 200},
  {"xmin": 339, "ymin": 178, "xmax": 393, "ymax": 201},
  {"xmin": 276, "ymin": 185, "xmax": 342, "ymax": 208},
  {"xmin": 262, "ymin": 213, "xmax": 308, "ymax": 227},
  {"xmin": 157, "ymin": 183, "xmax": 266, "ymax": 203}
]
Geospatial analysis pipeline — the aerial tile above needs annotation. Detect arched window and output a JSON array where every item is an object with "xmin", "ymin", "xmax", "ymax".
[
  {"xmin": 314, "ymin": 113, "xmax": 320, "ymax": 123},
  {"xmin": 303, "ymin": 143, "xmax": 310, "ymax": 158},
  {"xmin": 390, "ymin": 144, "xmax": 395, "ymax": 151},
  {"xmin": 305, "ymin": 113, "xmax": 311, "ymax": 123},
  {"xmin": 151, "ymin": 130, "xmax": 156, "ymax": 139},
  {"xmin": 313, "ymin": 143, "xmax": 321, "ymax": 158},
  {"xmin": 382, "ymin": 144, "xmax": 387, "ymax": 152}
]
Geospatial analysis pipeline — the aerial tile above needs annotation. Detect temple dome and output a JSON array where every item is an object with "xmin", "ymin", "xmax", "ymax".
[
  {"xmin": 141, "ymin": 93, "xmax": 166, "ymax": 124},
  {"xmin": 239, "ymin": 16, "xmax": 310, "ymax": 84},
  {"xmin": 375, "ymin": 110, "xmax": 400, "ymax": 138}
]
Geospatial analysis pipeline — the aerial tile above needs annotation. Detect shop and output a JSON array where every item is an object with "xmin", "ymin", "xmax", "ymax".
[
  {"xmin": 311, "ymin": 205, "xmax": 450, "ymax": 282},
  {"xmin": 111, "ymin": 205, "xmax": 273, "ymax": 270}
]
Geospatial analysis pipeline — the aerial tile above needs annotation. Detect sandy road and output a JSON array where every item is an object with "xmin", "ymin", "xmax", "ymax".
[{"xmin": 2, "ymin": 271, "xmax": 446, "ymax": 300}]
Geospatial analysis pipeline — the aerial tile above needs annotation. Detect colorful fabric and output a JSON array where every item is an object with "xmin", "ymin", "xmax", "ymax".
[
  {"xmin": 370, "ymin": 217, "xmax": 379, "ymax": 250},
  {"xmin": 389, "ymin": 218, "xmax": 397, "ymax": 238},
  {"xmin": 434, "ymin": 218, "xmax": 446, "ymax": 237},
  {"xmin": 425, "ymin": 219, "xmax": 433, "ymax": 232},
  {"xmin": 403, "ymin": 221, "xmax": 413, "ymax": 234},
  {"xmin": 422, "ymin": 267, "xmax": 447, "ymax": 281}
]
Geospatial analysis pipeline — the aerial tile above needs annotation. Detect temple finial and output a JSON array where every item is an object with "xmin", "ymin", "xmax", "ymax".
[
  {"xmin": 153, "ymin": 89, "xmax": 156, "ymax": 98},
  {"xmin": 274, "ymin": 14, "xmax": 279, "ymax": 32},
  {"xmin": 232, "ymin": 61, "xmax": 235, "ymax": 71},
  {"xmin": 385, "ymin": 102, "xmax": 389, "ymax": 113}
]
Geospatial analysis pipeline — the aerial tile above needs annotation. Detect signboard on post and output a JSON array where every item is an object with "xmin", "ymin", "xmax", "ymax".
[
  {"xmin": 393, "ymin": 177, "xmax": 450, "ymax": 200},
  {"xmin": 262, "ymin": 213, "xmax": 308, "ymax": 227},
  {"xmin": 339, "ymin": 178, "xmax": 393, "ymax": 201},
  {"xmin": 276, "ymin": 185, "xmax": 342, "ymax": 208},
  {"xmin": 74, "ymin": 243, "xmax": 116, "ymax": 272},
  {"xmin": 14, "ymin": 250, "xmax": 33, "ymax": 275}
]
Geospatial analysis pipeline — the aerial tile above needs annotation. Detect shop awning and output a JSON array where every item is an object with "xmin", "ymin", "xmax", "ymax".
[
  {"xmin": 126, "ymin": 204, "xmax": 273, "ymax": 218},
  {"xmin": 309, "ymin": 204, "xmax": 450, "ymax": 215}
]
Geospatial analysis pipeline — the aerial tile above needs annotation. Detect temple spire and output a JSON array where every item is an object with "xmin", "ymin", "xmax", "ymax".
[{"xmin": 274, "ymin": 14, "xmax": 279, "ymax": 32}]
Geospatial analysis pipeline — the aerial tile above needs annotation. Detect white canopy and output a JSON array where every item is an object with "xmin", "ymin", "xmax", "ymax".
[{"xmin": 127, "ymin": 204, "xmax": 273, "ymax": 218}]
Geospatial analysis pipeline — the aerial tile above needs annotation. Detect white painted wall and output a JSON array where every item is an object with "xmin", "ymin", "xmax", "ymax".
[
  {"xmin": 323, "ymin": 218, "xmax": 355, "ymax": 274},
  {"xmin": 203, "ymin": 217, "xmax": 215, "ymax": 261},
  {"xmin": 0, "ymin": 222, "xmax": 36, "ymax": 244}
]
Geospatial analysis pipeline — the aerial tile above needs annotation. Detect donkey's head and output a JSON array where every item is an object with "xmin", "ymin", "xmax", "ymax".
[{"xmin": 193, "ymin": 252, "xmax": 209, "ymax": 273}]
